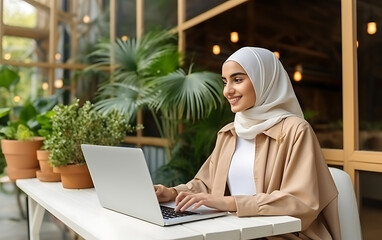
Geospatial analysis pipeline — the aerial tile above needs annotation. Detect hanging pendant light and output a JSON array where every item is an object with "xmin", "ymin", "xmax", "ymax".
[
  {"xmin": 212, "ymin": 45, "xmax": 221, "ymax": 55},
  {"xmin": 230, "ymin": 32, "xmax": 239, "ymax": 43},
  {"xmin": 293, "ymin": 65, "xmax": 303, "ymax": 82},
  {"xmin": 367, "ymin": 21, "xmax": 377, "ymax": 35}
]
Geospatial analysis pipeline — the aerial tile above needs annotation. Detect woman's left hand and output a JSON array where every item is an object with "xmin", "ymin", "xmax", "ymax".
[{"xmin": 174, "ymin": 191, "xmax": 237, "ymax": 212}]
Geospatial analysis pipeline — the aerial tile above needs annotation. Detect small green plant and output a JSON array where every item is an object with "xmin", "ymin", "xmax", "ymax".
[
  {"xmin": 46, "ymin": 99, "xmax": 137, "ymax": 167},
  {"xmin": 0, "ymin": 94, "xmax": 61, "ymax": 141},
  {"xmin": 0, "ymin": 101, "xmax": 39, "ymax": 140},
  {"xmin": 0, "ymin": 65, "xmax": 62, "ymax": 141}
]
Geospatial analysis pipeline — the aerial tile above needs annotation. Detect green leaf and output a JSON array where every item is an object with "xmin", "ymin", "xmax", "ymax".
[
  {"xmin": 0, "ymin": 65, "xmax": 20, "ymax": 90},
  {"xmin": 15, "ymin": 124, "xmax": 33, "ymax": 140},
  {"xmin": 19, "ymin": 101, "xmax": 38, "ymax": 123},
  {"xmin": 32, "ymin": 90, "xmax": 62, "ymax": 113},
  {"xmin": 0, "ymin": 126, "xmax": 16, "ymax": 139},
  {"xmin": 0, "ymin": 108, "xmax": 10, "ymax": 119},
  {"xmin": 154, "ymin": 68, "xmax": 224, "ymax": 121}
]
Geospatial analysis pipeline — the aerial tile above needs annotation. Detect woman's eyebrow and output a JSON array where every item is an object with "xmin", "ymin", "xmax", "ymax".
[
  {"xmin": 229, "ymin": 72, "xmax": 247, "ymax": 78},
  {"xmin": 222, "ymin": 72, "xmax": 247, "ymax": 80}
]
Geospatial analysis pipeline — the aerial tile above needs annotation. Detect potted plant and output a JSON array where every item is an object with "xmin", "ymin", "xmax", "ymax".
[
  {"xmin": 46, "ymin": 99, "xmax": 136, "ymax": 189},
  {"xmin": 89, "ymin": 30, "xmax": 224, "ymax": 159},
  {"xmin": 0, "ymin": 103, "xmax": 44, "ymax": 181},
  {"xmin": 0, "ymin": 65, "xmax": 61, "ymax": 181},
  {"xmin": 0, "ymin": 97, "xmax": 63, "ymax": 181}
]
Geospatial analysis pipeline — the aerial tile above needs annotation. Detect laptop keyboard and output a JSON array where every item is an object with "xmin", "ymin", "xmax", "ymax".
[{"xmin": 160, "ymin": 205, "xmax": 199, "ymax": 219}]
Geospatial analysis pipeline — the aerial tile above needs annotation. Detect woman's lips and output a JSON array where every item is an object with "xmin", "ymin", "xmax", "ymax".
[{"xmin": 228, "ymin": 96, "xmax": 241, "ymax": 104}]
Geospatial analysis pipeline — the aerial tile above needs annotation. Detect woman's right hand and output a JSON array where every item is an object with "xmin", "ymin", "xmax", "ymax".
[{"xmin": 154, "ymin": 184, "xmax": 178, "ymax": 203}]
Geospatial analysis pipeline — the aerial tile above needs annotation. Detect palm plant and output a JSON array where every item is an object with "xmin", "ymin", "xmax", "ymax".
[
  {"xmin": 88, "ymin": 30, "xmax": 224, "ymax": 158},
  {"xmin": 151, "ymin": 66, "xmax": 223, "ymax": 149},
  {"xmin": 89, "ymin": 30, "xmax": 180, "ymax": 122}
]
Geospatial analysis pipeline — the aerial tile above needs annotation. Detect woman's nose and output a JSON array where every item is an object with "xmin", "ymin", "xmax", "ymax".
[
  {"xmin": 225, "ymin": 83, "xmax": 234, "ymax": 93},
  {"xmin": 223, "ymin": 84, "xmax": 234, "ymax": 98}
]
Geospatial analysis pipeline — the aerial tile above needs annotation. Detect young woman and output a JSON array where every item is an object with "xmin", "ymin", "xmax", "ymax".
[{"xmin": 155, "ymin": 47, "xmax": 340, "ymax": 239}]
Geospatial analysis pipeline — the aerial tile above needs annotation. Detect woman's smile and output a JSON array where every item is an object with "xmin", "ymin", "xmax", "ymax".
[{"xmin": 228, "ymin": 96, "xmax": 241, "ymax": 105}]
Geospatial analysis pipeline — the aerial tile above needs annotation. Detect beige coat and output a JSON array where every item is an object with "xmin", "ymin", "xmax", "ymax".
[{"xmin": 174, "ymin": 116, "xmax": 341, "ymax": 239}]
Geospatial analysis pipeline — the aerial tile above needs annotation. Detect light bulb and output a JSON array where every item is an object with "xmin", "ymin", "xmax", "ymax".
[
  {"xmin": 55, "ymin": 53, "xmax": 61, "ymax": 60},
  {"xmin": 13, "ymin": 96, "xmax": 21, "ymax": 103},
  {"xmin": 4, "ymin": 53, "xmax": 11, "ymax": 60},
  {"xmin": 230, "ymin": 32, "xmax": 239, "ymax": 43},
  {"xmin": 293, "ymin": 71, "xmax": 302, "ymax": 82},
  {"xmin": 83, "ymin": 15, "xmax": 91, "ymax": 24},
  {"xmin": 121, "ymin": 35, "xmax": 129, "ymax": 42},
  {"xmin": 212, "ymin": 45, "xmax": 221, "ymax": 55},
  {"xmin": 293, "ymin": 65, "xmax": 303, "ymax": 82},
  {"xmin": 367, "ymin": 21, "xmax": 377, "ymax": 35},
  {"xmin": 55, "ymin": 79, "xmax": 64, "ymax": 88},
  {"xmin": 42, "ymin": 82, "xmax": 49, "ymax": 90}
]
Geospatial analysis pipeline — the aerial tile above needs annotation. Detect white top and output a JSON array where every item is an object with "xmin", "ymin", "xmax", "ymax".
[{"xmin": 227, "ymin": 136, "xmax": 256, "ymax": 195}]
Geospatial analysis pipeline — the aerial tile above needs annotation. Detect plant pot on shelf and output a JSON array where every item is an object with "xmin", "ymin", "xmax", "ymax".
[
  {"xmin": 1, "ymin": 138, "xmax": 43, "ymax": 181},
  {"xmin": 53, "ymin": 164, "xmax": 93, "ymax": 189},
  {"xmin": 36, "ymin": 150, "xmax": 61, "ymax": 182}
]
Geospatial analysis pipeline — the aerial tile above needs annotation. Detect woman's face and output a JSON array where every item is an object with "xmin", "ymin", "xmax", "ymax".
[{"xmin": 222, "ymin": 61, "xmax": 256, "ymax": 113}]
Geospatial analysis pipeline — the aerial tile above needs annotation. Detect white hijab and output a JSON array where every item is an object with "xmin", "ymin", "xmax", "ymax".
[{"xmin": 225, "ymin": 47, "xmax": 304, "ymax": 140}]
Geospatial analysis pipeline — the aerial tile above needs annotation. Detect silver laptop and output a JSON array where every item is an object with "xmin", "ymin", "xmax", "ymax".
[{"xmin": 81, "ymin": 144, "xmax": 228, "ymax": 226}]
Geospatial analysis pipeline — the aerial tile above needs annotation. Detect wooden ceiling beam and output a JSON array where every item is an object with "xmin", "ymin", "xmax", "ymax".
[
  {"xmin": 2, "ymin": 24, "xmax": 48, "ymax": 40},
  {"xmin": 172, "ymin": 0, "xmax": 249, "ymax": 33}
]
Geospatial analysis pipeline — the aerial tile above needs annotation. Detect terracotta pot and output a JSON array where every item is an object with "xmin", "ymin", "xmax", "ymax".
[
  {"xmin": 1, "ymin": 138, "xmax": 43, "ymax": 181},
  {"xmin": 36, "ymin": 150, "xmax": 61, "ymax": 182},
  {"xmin": 7, "ymin": 167, "xmax": 38, "ymax": 180},
  {"xmin": 53, "ymin": 164, "xmax": 94, "ymax": 189}
]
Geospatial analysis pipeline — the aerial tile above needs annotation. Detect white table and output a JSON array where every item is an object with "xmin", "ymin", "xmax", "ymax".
[{"xmin": 16, "ymin": 178, "xmax": 301, "ymax": 240}]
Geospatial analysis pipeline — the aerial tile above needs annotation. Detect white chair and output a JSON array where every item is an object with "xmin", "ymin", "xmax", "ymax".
[{"xmin": 329, "ymin": 167, "xmax": 362, "ymax": 240}]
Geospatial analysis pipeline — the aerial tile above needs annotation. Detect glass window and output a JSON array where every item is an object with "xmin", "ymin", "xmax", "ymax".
[
  {"xmin": 2, "ymin": 0, "xmax": 45, "ymax": 62},
  {"xmin": 116, "ymin": 0, "xmax": 136, "ymax": 39},
  {"xmin": 144, "ymin": 0, "xmax": 177, "ymax": 31},
  {"xmin": 3, "ymin": 0, "xmax": 37, "ymax": 28},
  {"xmin": 0, "ymin": 66, "xmax": 49, "ymax": 107},
  {"xmin": 2, "ymin": 36, "xmax": 36, "ymax": 62},
  {"xmin": 357, "ymin": 0, "xmax": 382, "ymax": 151},
  {"xmin": 359, "ymin": 171, "xmax": 382, "ymax": 238},
  {"xmin": 185, "ymin": 0, "xmax": 343, "ymax": 148},
  {"xmin": 58, "ymin": 0, "xmax": 110, "ymax": 64},
  {"xmin": 186, "ymin": 0, "xmax": 226, "ymax": 20}
]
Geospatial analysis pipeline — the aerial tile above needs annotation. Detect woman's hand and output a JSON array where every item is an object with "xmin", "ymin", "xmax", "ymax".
[
  {"xmin": 174, "ymin": 192, "xmax": 237, "ymax": 213},
  {"xmin": 154, "ymin": 184, "xmax": 178, "ymax": 203}
]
